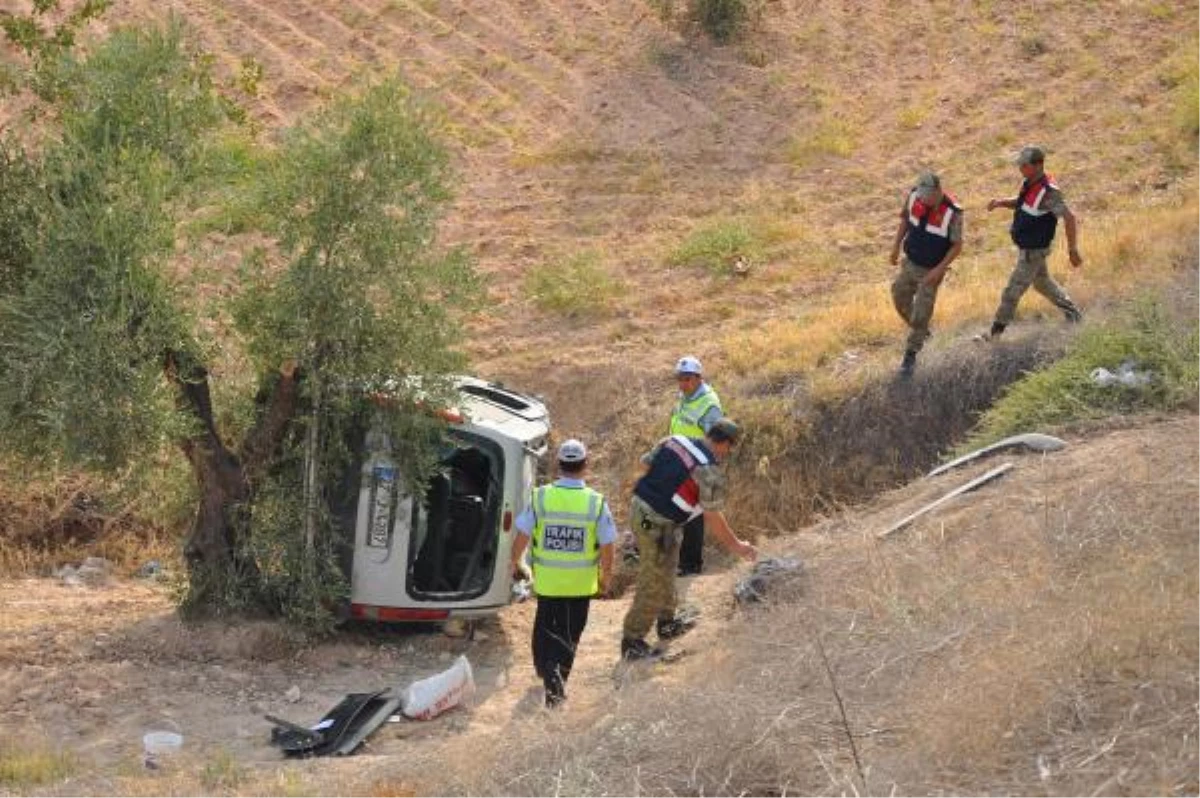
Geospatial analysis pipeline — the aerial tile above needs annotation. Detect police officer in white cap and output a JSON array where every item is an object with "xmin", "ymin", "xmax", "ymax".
[
  {"xmin": 510, "ymin": 438, "xmax": 615, "ymax": 707},
  {"xmin": 669, "ymin": 355, "xmax": 724, "ymax": 575}
]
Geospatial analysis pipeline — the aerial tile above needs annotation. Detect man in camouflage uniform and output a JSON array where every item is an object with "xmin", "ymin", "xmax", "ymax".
[
  {"xmin": 889, "ymin": 170, "xmax": 964, "ymax": 377},
  {"xmin": 983, "ymin": 145, "xmax": 1084, "ymax": 340},
  {"xmin": 620, "ymin": 418, "xmax": 757, "ymax": 660}
]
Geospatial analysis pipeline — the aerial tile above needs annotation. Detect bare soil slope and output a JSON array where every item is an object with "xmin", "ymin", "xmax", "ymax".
[
  {"xmin": 60, "ymin": 0, "xmax": 1199, "ymax": 391},
  {"xmin": 2, "ymin": 415, "xmax": 1194, "ymax": 795}
]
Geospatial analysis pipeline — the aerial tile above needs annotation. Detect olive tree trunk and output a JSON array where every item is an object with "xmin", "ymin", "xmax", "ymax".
[{"xmin": 167, "ymin": 354, "xmax": 300, "ymax": 609}]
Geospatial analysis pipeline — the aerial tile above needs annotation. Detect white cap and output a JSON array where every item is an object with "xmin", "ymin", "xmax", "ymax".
[
  {"xmin": 676, "ymin": 355, "xmax": 703, "ymax": 376},
  {"xmin": 557, "ymin": 439, "xmax": 588, "ymax": 464}
]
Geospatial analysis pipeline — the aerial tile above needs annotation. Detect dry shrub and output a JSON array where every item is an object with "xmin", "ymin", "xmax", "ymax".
[
  {"xmin": 760, "ymin": 418, "xmax": 1198, "ymax": 795},
  {"xmin": 726, "ymin": 328, "xmax": 1066, "ymax": 536},
  {"xmin": 0, "ymin": 465, "xmax": 177, "ymax": 576}
]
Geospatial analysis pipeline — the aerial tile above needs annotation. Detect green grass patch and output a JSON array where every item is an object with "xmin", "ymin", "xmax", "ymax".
[
  {"xmin": 667, "ymin": 218, "xmax": 763, "ymax": 273},
  {"xmin": 524, "ymin": 250, "xmax": 620, "ymax": 316},
  {"xmin": 1174, "ymin": 51, "xmax": 1199, "ymax": 137},
  {"xmin": 785, "ymin": 115, "xmax": 858, "ymax": 165},
  {"xmin": 0, "ymin": 740, "xmax": 76, "ymax": 789},
  {"xmin": 183, "ymin": 130, "xmax": 273, "ymax": 236},
  {"xmin": 966, "ymin": 295, "xmax": 1199, "ymax": 449},
  {"xmin": 512, "ymin": 135, "xmax": 603, "ymax": 168},
  {"xmin": 896, "ymin": 104, "xmax": 927, "ymax": 130}
]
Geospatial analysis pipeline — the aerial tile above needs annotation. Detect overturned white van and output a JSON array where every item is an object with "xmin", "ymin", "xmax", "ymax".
[{"xmin": 346, "ymin": 377, "xmax": 549, "ymax": 622}]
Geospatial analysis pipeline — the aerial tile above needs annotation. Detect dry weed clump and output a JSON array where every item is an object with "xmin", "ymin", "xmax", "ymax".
[
  {"xmin": 730, "ymin": 418, "xmax": 1200, "ymax": 796},
  {"xmin": 460, "ymin": 647, "xmax": 861, "ymax": 797},
  {"xmin": 0, "ymin": 465, "xmax": 177, "ymax": 577},
  {"xmin": 724, "ymin": 329, "xmax": 1065, "ymax": 536}
]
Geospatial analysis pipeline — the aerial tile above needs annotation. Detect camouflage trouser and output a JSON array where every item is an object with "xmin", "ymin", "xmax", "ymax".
[
  {"xmin": 890, "ymin": 259, "xmax": 941, "ymax": 353},
  {"xmin": 994, "ymin": 247, "xmax": 1081, "ymax": 325},
  {"xmin": 622, "ymin": 497, "xmax": 680, "ymax": 641}
]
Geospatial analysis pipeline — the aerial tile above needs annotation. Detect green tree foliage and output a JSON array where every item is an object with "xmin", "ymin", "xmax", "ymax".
[
  {"xmin": 0, "ymin": 0, "xmax": 111, "ymax": 97},
  {"xmin": 238, "ymin": 78, "xmax": 477, "ymax": 391},
  {"xmin": 0, "ymin": 18, "xmax": 479, "ymax": 625},
  {"xmin": 0, "ymin": 21, "xmax": 218, "ymax": 469},
  {"xmin": 229, "ymin": 79, "xmax": 480, "ymax": 624}
]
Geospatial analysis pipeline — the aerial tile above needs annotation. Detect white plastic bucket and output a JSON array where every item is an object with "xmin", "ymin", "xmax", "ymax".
[{"xmin": 142, "ymin": 731, "xmax": 184, "ymax": 756}]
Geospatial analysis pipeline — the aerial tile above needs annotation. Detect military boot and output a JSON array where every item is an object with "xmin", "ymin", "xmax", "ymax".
[
  {"xmin": 620, "ymin": 637, "xmax": 657, "ymax": 661},
  {"xmin": 656, "ymin": 616, "xmax": 696, "ymax": 641}
]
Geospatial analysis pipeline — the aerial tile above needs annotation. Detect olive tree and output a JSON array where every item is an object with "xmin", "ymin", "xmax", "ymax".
[{"xmin": 0, "ymin": 18, "xmax": 479, "ymax": 622}]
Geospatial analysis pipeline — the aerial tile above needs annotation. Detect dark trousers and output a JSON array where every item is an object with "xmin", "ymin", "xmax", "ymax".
[
  {"xmin": 677, "ymin": 514, "xmax": 705, "ymax": 574},
  {"xmin": 532, "ymin": 596, "xmax": 591, "ymax": 702}
]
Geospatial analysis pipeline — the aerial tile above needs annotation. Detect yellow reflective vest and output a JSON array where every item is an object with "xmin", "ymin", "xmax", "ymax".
[
  {"xmin": 669, "ymin": 384, "xmax": 722, "ymax": 439},
  {"xmin": 530, "ymin": 484, "xmax": 603, "ymax": 597}
]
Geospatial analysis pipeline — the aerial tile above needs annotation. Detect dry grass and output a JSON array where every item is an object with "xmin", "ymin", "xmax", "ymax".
[
  {"xmin": 0, "ymin": 466, "xmax": 180, "ymax": 577},
  {"xmin": 718, "ymin": 193, "xmax": 1199, "ymax": 386},
  {"xmin": 449, "ymin": 418, "xmax": 1198, "ymax": 797},
  {"xmin": 0, "ymin": 737, "xmax": 77, "ymax": 791}
]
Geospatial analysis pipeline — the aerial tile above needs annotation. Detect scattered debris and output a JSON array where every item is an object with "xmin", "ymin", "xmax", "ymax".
[
  {"xmin": 267, "ymin": 656, "xmax": 477, "ymax": 758},
  {"xmin": 1090, "ymin": 360, "xmax": 1154, "ymax": 388},
  {"xmin": 135, "ymin": 560, "xmax": 164, "ymax": 579},
  {"xmin": 268, "ymin": 689, "xmax": 402, "ymax": 758},
  {"xmin": 734, "ymin": 557, "xmax": 805, "ymax": 604},
  {"xmin": 402, "ymin": 655, "xmax": 475, "ymax": 721},
  {"xmin": 880, "ymin": 463, "xmax": 1015, "ymax": 539},
  {"xmin": 142, "ymin": 729, "xmax": 183, "ymax": 769},
  {"xmin": 926, "ymin": 433, "xmax": 1066, "ymax": 478},
  {"xmin": 55, "ymin": 557, "xmax": 112, "ymax": 587}
]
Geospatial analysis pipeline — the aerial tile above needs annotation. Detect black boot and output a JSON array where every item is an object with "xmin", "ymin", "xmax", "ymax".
[
  {"xmin": 899, "ymin": 350, "xmax": 917, "ymax": 378},
  {"xmin": 544, "ymin": 666, "xmax": 566, "ymax": 707},
  {"xmin": 621, "ymin": 637, "xmax": 657, "ymax": 660},
  {"xmin": 657, "ymin": 616, "xmax": 696, "ymax": 641}
]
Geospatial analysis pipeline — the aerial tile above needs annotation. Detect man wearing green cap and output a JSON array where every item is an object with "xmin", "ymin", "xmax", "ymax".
[
  {"xmin": 889, "ymin": 170, "xmax": 964, "ymax": 378},
  {"xmin": 982, "ymin": 146, "xmax": 1084, "ymax": 340},
  {"xmin": 620, "ymin": 418, "xmax": 757, "ymax": 661}
]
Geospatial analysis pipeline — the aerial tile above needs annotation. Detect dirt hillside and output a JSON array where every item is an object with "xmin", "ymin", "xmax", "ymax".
[{"xmin": 48, "ymin": 0, "xmax": 1199, "ymax": 393}]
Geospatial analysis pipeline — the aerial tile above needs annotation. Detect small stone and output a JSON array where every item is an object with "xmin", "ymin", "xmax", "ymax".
[{"xmin": 285, "ymin": 685, "xmax": 301, "ymax": 703}]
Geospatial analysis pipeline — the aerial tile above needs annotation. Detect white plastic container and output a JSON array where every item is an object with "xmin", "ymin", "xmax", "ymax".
[
  {"xmin": 142, "ymin": 730, "xmax": 183, "ymax": 757},
  {"xmin": 401, "ymin": 655, "xmax": 475, "ymax": 720}
]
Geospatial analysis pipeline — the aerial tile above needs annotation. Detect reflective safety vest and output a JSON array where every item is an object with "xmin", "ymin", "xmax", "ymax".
[
  {"xmin": 903, "ymin": 189, "xmax": 960, "ymax": 268},
  {"xmin": 529, "ymin": 484, "xmax": 604, "ymax": 597},
  {"xmin": 1010, "ymin": 174, "xmax": 1059, "ymax": 249},
  {"xmin": 669, "ymin": 384, "xmax": 722, "ymax": 438}
]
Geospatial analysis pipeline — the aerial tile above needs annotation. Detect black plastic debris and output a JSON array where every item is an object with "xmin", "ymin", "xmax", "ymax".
[
  {"xmin": 267, "ymin": 689, "xmax": 402, "ymax": 757},
  {"xmin": 734, "ymin": 557, "xmax": 805, "ymax": 604}
]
